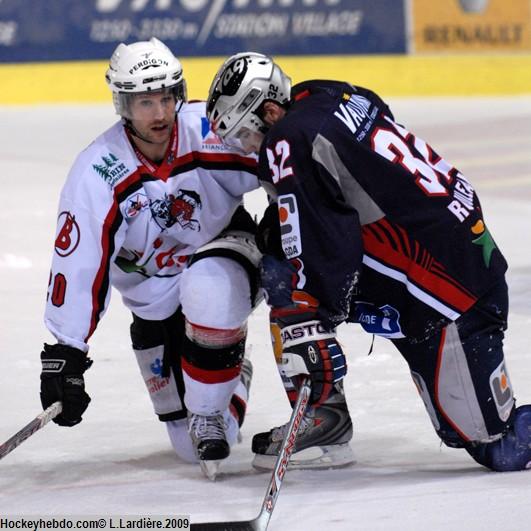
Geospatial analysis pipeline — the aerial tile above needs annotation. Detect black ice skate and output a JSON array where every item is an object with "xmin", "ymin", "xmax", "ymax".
[
  {"xmin": 188, "ymin": 412, "xmax": 229, "ymax": 480},
  {"xmin": 252, "ymin": 392, "xmax": 355, "ymax": 471},
  {"xmin": 188, "ymin": 358, "xmax": 253, "ymax": 480}
]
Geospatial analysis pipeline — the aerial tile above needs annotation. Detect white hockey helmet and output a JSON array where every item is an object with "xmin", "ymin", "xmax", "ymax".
[
  {"xmin": 206, "ymin": 52, "xmax": 291, "ymax": 148},
  {"xmin": 105, "ymin": 37, "xmax": 187, "ymax": 118}
]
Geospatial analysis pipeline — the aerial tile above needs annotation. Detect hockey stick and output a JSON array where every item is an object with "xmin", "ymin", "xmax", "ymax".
[
  {"xmin": 0, "ymin": 401, "xmax": 62, "ymax": 461},
  {"xmin": 190, "ymin": 378, "xmax": 312, "ymax": 531}
]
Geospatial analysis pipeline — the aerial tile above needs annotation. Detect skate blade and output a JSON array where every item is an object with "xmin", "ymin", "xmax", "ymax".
[
  {"xmin": 200, "ymin": 459, "xmax": 223, "ymax": 481},
  {"xmin": 252, "ymin": 442, "xmax": 355, "ymax": 471}
]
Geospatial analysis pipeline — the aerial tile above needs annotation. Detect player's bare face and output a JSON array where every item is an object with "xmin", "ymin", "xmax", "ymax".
[{"xmin": 129, "ymin": 92, "xmax": 176, "ymax": 146}]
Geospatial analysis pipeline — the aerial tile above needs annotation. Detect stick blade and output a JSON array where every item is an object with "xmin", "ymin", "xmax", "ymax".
[{"xmin": 0, "ymin": 402, "xmax": 62, "ymax": 461}]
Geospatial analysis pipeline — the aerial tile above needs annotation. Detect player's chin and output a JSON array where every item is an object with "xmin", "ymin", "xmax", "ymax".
[{"xmin": 149, "ymin": 124, "xmax": 171, "ymax": 140}]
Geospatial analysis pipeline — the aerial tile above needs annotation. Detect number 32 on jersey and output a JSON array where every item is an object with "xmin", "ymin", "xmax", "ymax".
[
  {"xmin": 371, "ymin": 117, "xmax": 455, "ymax": 197},
  {"xmin": 267, "ymin": 140, "xmax": 293, "ymax": 184}
]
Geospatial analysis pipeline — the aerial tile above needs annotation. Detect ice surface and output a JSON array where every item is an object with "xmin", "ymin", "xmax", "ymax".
[{"xmin": 1, "ymin": 98, "xmax": 531, "ymax": 530}]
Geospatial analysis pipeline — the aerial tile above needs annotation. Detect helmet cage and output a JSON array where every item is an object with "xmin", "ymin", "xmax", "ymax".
[{"xmin": 211, "ymin": 86, "xmax": 268, "ymax": 140}]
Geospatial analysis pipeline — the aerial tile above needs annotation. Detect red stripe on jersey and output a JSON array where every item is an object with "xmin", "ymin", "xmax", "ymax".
[
  {"xmin": 362, "ymin": 224, "xmax": 477, "ymax": 313},
  {"xmin": 85, "ymin": 171, "xmax": 143, "ymax": 342},
  {"xmin": 181, "ymin": 357, "xmax": 241, "ymax": 384},
  {"xmin": 396, "ymin": 223, "xmax": 412, "ymax": 257},
  {"xmin": 174, "ymin": 150, "xmax": 257, "ymax": 169},
  {"xmin": 127, "ymin": 124, "xmax": 256, "ymax": 181},
  {"xmin": 377, "ymin": 218, "xmax": 404, "ymax": 254},
  {"xmin": 430, "ymin": 261, "xmax": 470, "ymax": 294}
]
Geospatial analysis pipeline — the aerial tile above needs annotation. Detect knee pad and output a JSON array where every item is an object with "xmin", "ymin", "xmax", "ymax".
[
  {"xmin": 130, "ymin": 313, "xmax": 165, "ymax": 349},
  {"xmin": 186, "ymin": 228, "xmax": 262, "ymax": 311},
  {"xmin": 466, "ymin": 405, "xmax": 531, "ymax": 471},
  {"xmin": 130, "ymin": 310, "xmax": 185, "ymax": 376},
  {"xmin": 180, "ymin": 257, "xmax": 253, "ymax": 330}
]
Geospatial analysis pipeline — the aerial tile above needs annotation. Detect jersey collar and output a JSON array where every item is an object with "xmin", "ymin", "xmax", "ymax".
[{"xmin": 128, "ymin": 122, "xmax": 178, "ymax": 181}]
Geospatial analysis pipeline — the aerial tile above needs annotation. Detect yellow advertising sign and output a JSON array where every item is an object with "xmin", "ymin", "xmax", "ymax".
[{"xmin": 412, "ymin": 0, "xmax": 531, "ymax": 52}]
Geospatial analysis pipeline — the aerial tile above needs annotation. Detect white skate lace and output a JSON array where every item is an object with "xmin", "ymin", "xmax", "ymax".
[{"xmin": 188, "ymin": 414, "xmax": 227, "ymax": 441}]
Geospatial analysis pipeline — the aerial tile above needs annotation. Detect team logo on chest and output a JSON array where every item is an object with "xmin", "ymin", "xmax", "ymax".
[
  {"xmin": 150, "ymin": 189, "xmax": 202, "ymax": 231},
  {"xmin": 125, "ymin": 193, "xmax": 149, "ymax": 218},
  {"xmin": 92, "ymin": 152, "xmax": 128, "ymax": 187}
]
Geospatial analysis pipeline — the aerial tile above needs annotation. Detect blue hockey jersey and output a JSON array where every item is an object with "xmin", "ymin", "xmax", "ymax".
[{"xmin": 258, "ymin": 80, "xmax": 507, "ymax": 341}]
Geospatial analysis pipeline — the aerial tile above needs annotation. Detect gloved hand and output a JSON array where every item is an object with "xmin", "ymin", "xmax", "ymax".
[
  {"xmin": 40, "ymin": 343, "xmax": 93, "ymax": 427},
  {"xmin": 272, "ymin": 319, "xmax": 347, "ymax": 406},
  {"xmin": 256, "ymin": 202, "xmax": 283, "ymax": 259}
]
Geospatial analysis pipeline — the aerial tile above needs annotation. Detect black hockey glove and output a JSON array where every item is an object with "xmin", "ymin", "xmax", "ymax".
[
  {"xmin": 272, "ymin": 318, "xmax": 347, "ymax": 406},
  {"xmin": 256, "ymin": 202, "xmax": 284, "ymax": 259},
  {"xmin": 40, "ymin": 343, "xmax": 93, "ymax": 427}
]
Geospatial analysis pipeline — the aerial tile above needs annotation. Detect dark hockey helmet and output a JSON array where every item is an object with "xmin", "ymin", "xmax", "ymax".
[
  {"xmin": 105, "ymin": 37, "xmax": 187, "ymax": 119},
  {"xmin": 206, "ymin": 52, "xmax": 291, "ymax": 147}
]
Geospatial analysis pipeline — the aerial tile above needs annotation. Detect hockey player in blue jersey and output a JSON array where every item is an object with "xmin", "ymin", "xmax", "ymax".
[{"xmin": 206, "ymin": 52, "xmax": 531, "ymax": 472}]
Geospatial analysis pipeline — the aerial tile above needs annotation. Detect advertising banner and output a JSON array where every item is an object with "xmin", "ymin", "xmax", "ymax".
[
  {"xmin": 0, "ymin": 0, "xmax": 406, "ymax": 63},
  {"xmin": 411, "ymin": 0, "xmax": 531, "ymax": 52}
]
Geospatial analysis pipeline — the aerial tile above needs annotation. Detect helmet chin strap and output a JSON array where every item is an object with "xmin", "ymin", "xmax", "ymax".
[{"xmin": 123, "ymin": 118, "xmax": 155, "ymax": 145}]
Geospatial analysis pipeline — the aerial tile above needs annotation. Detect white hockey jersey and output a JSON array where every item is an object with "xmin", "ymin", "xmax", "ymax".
[{"xmin": 45, "ymin": 102, "xmax": 259, "ymax": 352}]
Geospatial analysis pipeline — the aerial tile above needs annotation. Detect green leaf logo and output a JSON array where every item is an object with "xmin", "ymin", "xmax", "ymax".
[{"xmin": 471, "ymin": 220, "xmax": 496, "ymax": 268}]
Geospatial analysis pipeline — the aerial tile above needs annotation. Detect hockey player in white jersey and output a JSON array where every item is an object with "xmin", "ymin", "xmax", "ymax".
[{"xmin": 39, "ymin": 38, "xmax": 261, "ymax": 479}]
